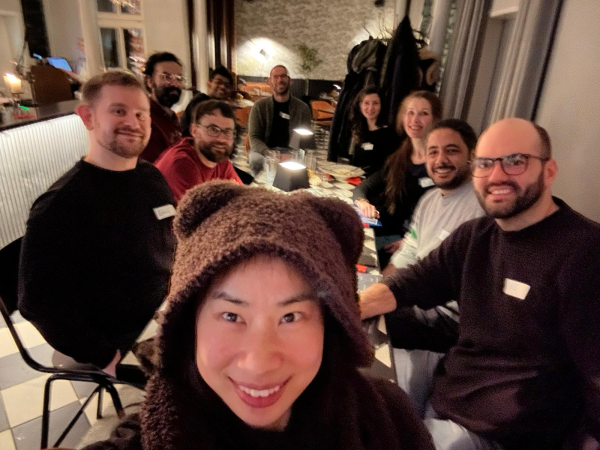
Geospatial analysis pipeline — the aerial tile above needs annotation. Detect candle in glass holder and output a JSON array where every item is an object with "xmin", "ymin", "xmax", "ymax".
[{"xmin": 3, "ymin": 73, "xmax": 22, "ymax": 93}]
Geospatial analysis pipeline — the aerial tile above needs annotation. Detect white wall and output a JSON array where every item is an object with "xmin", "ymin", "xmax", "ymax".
[
  {"xmin": 0, "ymin": 0, "xmax": 24, "ymax": 92},
  {"xmin": 144, "ymin": 0, "xmax": 191, "ymax": 82},
  {"xmin": 536, "ymin": 0, "xmax": 600, "ymax": 222},
  {"xmin": 43, "ymin": 0, "xmax": 82, "ymax": 63},
  {"xmin": 0, "ymin": 0, "xmax": 21, "ymax": 14},
  {"xmin": 490, "ymin": 0, "xmax": 520, "ymax": 18}
]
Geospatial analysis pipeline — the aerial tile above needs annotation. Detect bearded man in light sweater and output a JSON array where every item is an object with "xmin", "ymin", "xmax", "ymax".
[
  {"xmin": 247, "ymin": 65, "xmax": 312, "ymax": 175},
  {"xmin": 380, "ymin": 119, "xmax": 484, "ymax": 353},
  {"xmin": 360, "ymin": 118, "xmax": 600, "ymax": 449}
]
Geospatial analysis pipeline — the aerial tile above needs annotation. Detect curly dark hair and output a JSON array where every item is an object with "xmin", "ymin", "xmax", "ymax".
[{"xmin": 350, "ymin": 86, "xmax": 384, "ymax": 145}]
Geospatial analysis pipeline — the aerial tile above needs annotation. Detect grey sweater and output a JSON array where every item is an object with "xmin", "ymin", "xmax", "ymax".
[
  {"xmin": 248, "ymin": 96, "xmax": 312, "ymax": 156},
  {"xmin": 390, "ymin": 180, "xmax": 484, "ymax": 268}
]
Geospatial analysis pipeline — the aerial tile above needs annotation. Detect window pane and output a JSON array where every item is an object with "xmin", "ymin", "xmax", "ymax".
[
  {"xmin": 97, "ymin": 0, "xmax": 116, "ymax": 13},
  {"xmin": 124, "ymin": 28, "xmax": 145, "ymax": 75},
  {"xmin": 121, "ymin": 0, "xmax": 141, "ymax": 15},
  {"xmin": 100, "ymin": 28, "xmax": 119, "ymax": 68}
]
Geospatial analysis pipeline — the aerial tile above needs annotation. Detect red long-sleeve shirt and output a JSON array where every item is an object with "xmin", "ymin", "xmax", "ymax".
[{"xmin": 155, "ymin": 138, "xmax": 242, "ymax": 203}]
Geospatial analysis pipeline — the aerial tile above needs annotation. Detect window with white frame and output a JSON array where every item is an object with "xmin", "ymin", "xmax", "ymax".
[{"xmin": 96, "ymin": 0, "xmax": 146, "ymax": 75}]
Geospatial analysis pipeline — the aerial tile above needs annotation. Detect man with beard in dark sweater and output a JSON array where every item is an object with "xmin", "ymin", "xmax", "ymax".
[
  {"xmin": 139, "ymin": 52, "xmax": 184, "ymax": 163},
  {"xmin": 19, "ymin": 71, "xmax": 176, "ymax": 381},
  {"xmin": 360, "ymin": 118, "xmax": 600, "ymax": 449}
]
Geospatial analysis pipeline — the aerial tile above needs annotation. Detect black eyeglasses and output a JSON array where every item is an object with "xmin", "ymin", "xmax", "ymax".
[
  {"xmin": 197, "ymin": 124, "xmax": 235, "ymax": 140},
  {"xmin": 470, "ymin": 153, "xmax": 549, "ymax": 178}
]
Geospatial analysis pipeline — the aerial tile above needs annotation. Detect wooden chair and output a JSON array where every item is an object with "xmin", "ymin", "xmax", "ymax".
[
  {"xmin": 235, "ymin": 106, "xmax": 252, "ymax": 129},
  {"xmin": 310, "ymin": 100, "xmax": 334, "ymax": 127}
]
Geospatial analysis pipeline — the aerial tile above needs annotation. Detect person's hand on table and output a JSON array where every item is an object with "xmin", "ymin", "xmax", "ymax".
[
  {"xmin": 102, "ymin": 349, "xmax": 121, "ymax": 377},
  {"xmin": 384, "ymin": 239, "xmax": 403, "ymax": 254},
  {"xmin": 355, "ymin": 199, "xmax": 379, "ymax": 219},
  {"xmin": 359, "ymin": 282, "xmax": 397, "ymax": 320}
]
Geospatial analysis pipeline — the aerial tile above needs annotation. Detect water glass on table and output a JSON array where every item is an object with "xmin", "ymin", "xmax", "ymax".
[
  {"xmin": 266, "ymin": 156, "xmax": 278, "ymax": 184},
  {"xmin": 305, "ymin": 150, "xmax": 317, "ymax": 176}
]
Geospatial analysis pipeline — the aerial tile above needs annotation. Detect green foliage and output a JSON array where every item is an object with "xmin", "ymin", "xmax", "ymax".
[{"xmin": 297, "ymin": 43, "xmax": 322, "ymax": 78}]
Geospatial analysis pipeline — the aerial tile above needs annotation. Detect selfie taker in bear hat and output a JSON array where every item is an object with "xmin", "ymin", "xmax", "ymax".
[{"xmin": 84, "ymin": 181, "xmax": 434, "ymax": 450}]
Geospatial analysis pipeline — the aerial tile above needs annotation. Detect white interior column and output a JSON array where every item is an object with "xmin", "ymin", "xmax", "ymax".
[
  {"xmin": 77, "ymin": 0, "xmax": 103, "ymax": 76},
  {"xmin": 394, "ymin": 0, "xmax": 409, "ymax": 27},
  {"xmin": 429, "ymin": 0, "xmax": 453, "ymax": 55},
  {"xmin": 193, "ymin": 0, "xmax": 209, "ymax": 91}
]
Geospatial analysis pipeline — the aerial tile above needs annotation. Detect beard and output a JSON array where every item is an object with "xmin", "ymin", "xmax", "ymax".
[
  {"xmin": 197, "ymin": 140, "xmax": 233, "ymax": 163},
  {"xmin": 155, "ymin": 84, "xmax": 182, "ymax": 108},
  {"xmin": 274, "ymin": 82, "xmax": 290, "ymax": 96},
  {"xmin": 476, "ymin": 171, "xmax": 544, "ymax": 219},
  {"xmin": 100, "ymin": 126, "xmax": 147, "ymax": 159},
  {"xmin": 432, "ymin": 163, "xmax": 471, "ymax": 191}
]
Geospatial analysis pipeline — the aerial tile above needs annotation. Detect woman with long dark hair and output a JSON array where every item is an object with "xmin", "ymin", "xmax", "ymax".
[
  {"xmin": 83, "ymin": 182, "xmax": 435, "ymax": 450},
  {"xmin": 355, "ymin": 91, "xmax": 443, "ymax": 268},
  {"xmin": 349, "ymin": 86, "xmax": 399, "ymax": 175}
]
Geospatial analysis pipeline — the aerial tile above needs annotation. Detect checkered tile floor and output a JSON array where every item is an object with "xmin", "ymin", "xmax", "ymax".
[{"xmin": 0, "ymin": 313, "xmax": 147, "ymax": 450}]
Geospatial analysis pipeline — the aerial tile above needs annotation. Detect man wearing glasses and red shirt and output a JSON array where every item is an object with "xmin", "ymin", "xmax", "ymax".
[
  {"xmin": 155, "ymin": 100, "xmax": 242, "ymax": 203},
  {"xmin": 360, "ymin": 118, "xmax": 600, "ymax": 449},
  {"xmin": 140, "ymin": 52, "xmax": 185, "ymax": 163}
]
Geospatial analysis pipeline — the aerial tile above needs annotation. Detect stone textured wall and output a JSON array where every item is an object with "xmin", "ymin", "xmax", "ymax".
[{"xmin": 234, "ymin": 0, "xmax": 395, "ymax": 80}]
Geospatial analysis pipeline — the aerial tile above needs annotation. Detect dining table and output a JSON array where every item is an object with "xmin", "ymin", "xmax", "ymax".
[{"xmin": 230, "ymin": 148, "xmax": 397, "ymax": 381}]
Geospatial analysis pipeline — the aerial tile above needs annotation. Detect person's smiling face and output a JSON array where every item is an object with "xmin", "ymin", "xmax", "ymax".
[
  {"xmin": 195, "ymin": 256, "xmax": 324, "ymax": 431},
  {"xmin": 402, "ymin": 97, "xmax": 434, "ymax": 139}
]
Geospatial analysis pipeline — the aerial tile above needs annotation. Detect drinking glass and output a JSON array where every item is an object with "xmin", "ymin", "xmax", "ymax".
[{"xmin": 266, "ymin": 157, "xmax": 278, "ymax": 184}]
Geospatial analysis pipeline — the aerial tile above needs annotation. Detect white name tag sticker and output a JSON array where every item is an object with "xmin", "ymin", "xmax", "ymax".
[
  {"xmin": 361, "ymin": 142, "xmax": 374, "ymax": 150},
  {"xmin": 503, "ymin": 278, "xmax": 531, "ymax": 300},
  {"xmin": 419, "ymin": 177, "xmax": 435, "ymax": 188},
  {"xmin": 280, "ymin": 112, "xmax": 290, "ymax": 120},
  {"xmin": 438, "ymin": 229, "xmax": 450, "ymax": 241},
  {"xmin": 153, "ymin": 204, "xmax": 176, "ymax": 220}
]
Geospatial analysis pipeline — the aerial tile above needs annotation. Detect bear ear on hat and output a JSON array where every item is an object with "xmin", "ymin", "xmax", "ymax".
[
  {"xmin": 174, "ymin": 181, "xmax": 245, "ymax": 239},
  {"xmin": 304, "ymin": 196, "xmax": 364, "ymax": 267}
]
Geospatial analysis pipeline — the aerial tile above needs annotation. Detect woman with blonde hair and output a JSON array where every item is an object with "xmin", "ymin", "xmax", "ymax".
[{"xmin": 355, "ymin": 90, "xmax": 442, "ymax": 268}]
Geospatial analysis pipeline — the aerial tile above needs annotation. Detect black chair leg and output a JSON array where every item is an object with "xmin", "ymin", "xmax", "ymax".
[
  {"xmin": 103, "ymin": 382, "xmax": 125, "ymax": 419},
  {"xmin": 53, "ymin": 384, "xmax": 102, "ymax": 448},
  {"xmin": 40, "ymin": 374, "xmax": 57, "ymax": 449},
  {"xmin": 97, "ymin": 386, "xmax": 104, "ymax": 419}
]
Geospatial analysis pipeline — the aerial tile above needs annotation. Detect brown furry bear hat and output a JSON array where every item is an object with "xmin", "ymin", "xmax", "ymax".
[{"xmin": 157, "ymin": 180, "xmax": 374, "ymax": 375}]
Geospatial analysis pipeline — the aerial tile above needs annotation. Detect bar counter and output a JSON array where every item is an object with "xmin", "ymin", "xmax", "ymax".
[
  {"xmin": 0, "ymin": 99, "xmax": 80, "ymax": 131},
  {"xmin": 0, "ymin": 100, "xmax": 88, "ymax": 248}
]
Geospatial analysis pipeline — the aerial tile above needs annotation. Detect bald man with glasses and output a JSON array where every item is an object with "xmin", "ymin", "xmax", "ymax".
[
  {"xmin": 359, "ymin": 118, "xmax": 600, "ymax": 449},
  {"xmin": 155, "ymin": 100, "xmax": 241, "ymax": 203}
]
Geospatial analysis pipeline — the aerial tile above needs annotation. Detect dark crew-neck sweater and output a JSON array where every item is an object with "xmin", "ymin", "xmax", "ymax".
[
  {"xmin": 383, "ymin": 198, "xmax": 600, "ymax": 448},
  {"xmin": 352, "ymin": 126, "xmax": 399, "ymax": 175},
  {"xmin": 267, "ymin": 98, "xmax": 291, "ymax": 148},
  {"xmin": 19, "ymin": 159, "xmax": 176, "ymax": 368}
]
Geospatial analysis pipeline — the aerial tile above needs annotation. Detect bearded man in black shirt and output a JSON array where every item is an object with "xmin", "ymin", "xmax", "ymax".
[
  {"xmin": 360, "ymin": 118, "xmax": 600, "ymax": 449},
  {"xmin": 19, "ymin": 71, "xmax": 175, "ymax": 381}
]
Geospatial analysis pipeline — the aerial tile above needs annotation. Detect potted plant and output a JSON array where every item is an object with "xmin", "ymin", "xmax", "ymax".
[{"xmin": 297, "ymin": 43, "xmax": 322, "ymax": 97}]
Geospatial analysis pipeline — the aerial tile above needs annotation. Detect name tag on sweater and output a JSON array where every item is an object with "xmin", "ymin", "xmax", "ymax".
[
  {"xmin": 419, "ymin": 177, "xmax": 435, "ymax": 188},
  {"xmin": 153, "ymin": 204, "xmax": 176, "ymax": 220},
  {"xmin": 503, "ymin": 278, "xmax": 530, "ymax": 300},
  {"xmin": 361, "ymin": 142, "xmax": 374, "ymax": 150},
  {"xmin": 280, "ymin": 112, "xmax": 290, "ymax": 120},
  {"xmin": 438, "ymin": 229, "xmax": 450, "ymax": 241}
]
